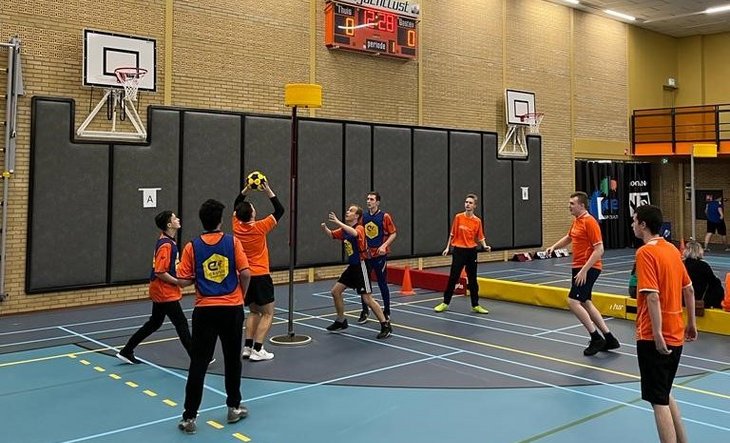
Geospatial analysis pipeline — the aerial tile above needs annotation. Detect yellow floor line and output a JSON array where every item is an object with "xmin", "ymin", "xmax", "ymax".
[{"xmin": 232, "ymin": 433, "xmax": 251, "ymax": 442}]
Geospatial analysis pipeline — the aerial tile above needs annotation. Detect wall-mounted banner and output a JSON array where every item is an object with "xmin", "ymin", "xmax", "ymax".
[{"xmin": 575, "ymin": 161, "xmax": 651, "ymax": 249}]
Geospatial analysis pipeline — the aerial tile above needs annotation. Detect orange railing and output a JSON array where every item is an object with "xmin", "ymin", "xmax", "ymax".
[{"xmin": 632, "ymin": 104, "xmax": 730, "ymax": 156}]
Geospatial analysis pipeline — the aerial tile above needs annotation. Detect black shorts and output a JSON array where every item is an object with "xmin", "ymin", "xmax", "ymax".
[
  {"xmin": 337, "ymin": 262, "xmax": 372, "ymax": 295},
  {"xmin": 244, "ymin": 274, "xmax": 275, "ymax": 307},
  {"xmin": 707, "ymin": 220, "xmax": 727, "ymax": 236},
  {"xmin": 637, "ymin": 340, "xmax": 683, "ymax": 405},
  {"xmin": 568, "ymin": 267, "xmax": 601, "ymax": 302}
]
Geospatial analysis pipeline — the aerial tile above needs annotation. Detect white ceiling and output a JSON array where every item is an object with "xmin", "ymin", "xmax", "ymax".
[{"xmin": 545, "ymin": 0, "xmax": 730, "ymax": 37}]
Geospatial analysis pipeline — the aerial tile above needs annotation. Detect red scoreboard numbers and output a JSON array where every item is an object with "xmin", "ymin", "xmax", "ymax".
[{"xmin": 325, "ymin": 1, "xmax": 419, "ymax": 60}]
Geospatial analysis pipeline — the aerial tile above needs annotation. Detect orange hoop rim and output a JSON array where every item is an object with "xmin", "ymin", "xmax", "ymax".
[
  {"xmin": 518, "ymin": 112, "xmax": 544, "ymax": 123},
  {"xmin": 114, "ymin": 67, "xmax": 148, "ymax": 83}
]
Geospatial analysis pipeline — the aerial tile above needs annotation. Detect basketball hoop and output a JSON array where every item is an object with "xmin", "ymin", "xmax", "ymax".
[
  {"xmin": 519, "ymin": 112, "xmax": 544, "ymax": 135},
  {"xmin": 114, "ymin": 67, "xmax": 147, "ymax": 102}
]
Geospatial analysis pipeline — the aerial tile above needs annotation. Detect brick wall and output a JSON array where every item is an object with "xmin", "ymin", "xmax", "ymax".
[{"xmin": 1, "ymin": 0, "xmax": 631, "ymax": 313}]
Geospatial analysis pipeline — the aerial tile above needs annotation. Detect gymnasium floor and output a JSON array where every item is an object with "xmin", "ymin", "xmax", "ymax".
[{"xmin": 2, "ymin": 250, "xmax": 730, "ymax": 443}]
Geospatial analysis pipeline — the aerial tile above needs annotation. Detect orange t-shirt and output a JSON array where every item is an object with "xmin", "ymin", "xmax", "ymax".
[
  {"xmin": 635, "ymin": 238, "xmax": 691, "ymax": 346},
  {"xmin": 449, "ymin": 212, "xmax": 485, "ymax": 248},
  {"xmin": 232, "ymin": 214, "xmax": 277, "ymax": 276},
  {"xmin": 177, "ymin": 232, "xmax": 249, "ymax": 307},
  {"xmin": 569, "ymin": 212, "xmax": 603, "ymax": 270},
  {"xmin": 149, "ymin": 235, "xmax": 182, "ymax": 303}
]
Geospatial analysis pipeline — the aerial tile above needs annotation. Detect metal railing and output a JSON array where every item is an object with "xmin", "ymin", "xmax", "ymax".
[{"xmin": 632, "ymin": 104, "xmax": 730, "ymax": 154}]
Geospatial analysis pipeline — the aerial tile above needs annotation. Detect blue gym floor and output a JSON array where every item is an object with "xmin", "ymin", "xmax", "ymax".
[{"xmin": 2, "ymin": 249, "xmax": 730, "ymax": 442}]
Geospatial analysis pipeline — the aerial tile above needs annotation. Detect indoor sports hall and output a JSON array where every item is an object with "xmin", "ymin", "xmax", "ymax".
[{"xmin": 2, "ymin": 1, "xmax": 730, "ymax": 443}]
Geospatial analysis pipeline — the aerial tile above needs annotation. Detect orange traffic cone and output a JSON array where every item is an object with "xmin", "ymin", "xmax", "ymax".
[
  {"xmin": 461, "ymin": 268, "xmax": 468, "ymax": 285},
  {"xmin": 679, "ymin": 238, "xmax": 686, "ymax": 253},
  {"xmin": 400, "ymin": 266, "xmax": 416, "ymax": 295},
  {"xmin": 722, "ymin": 273, "xmax": 730, "ymax": 312}
]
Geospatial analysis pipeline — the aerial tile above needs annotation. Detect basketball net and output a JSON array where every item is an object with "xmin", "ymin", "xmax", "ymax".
[
  {"xmin": 115, "ymin": 67, "xmax": 147, "ymax": 102},
  {"xmin": 521, "ymin": 112, "xmax": 544, "ymax": 135}
]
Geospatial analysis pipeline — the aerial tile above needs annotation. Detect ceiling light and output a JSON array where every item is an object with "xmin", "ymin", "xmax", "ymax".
[
  {"xmin": 564, "ymin": 0, "xmax": 580, "ymax": 4},
  {"xmin": 604, "ymin": 9, "xmax": 636, "ymax": 21},
  {"xmin": 705, "ymin": 5, "xmax": 730, "ymax": 14}
]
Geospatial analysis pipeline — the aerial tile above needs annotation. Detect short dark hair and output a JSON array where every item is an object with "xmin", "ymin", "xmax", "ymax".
[
  {"xmin": 350, "ymin": 204, "xmax": 364, "ymax": 223},
  {"xmin": 466, "ymin": 193, "xmax": 478, "ymax": 203},
  {"xmin": 368, "ymin": 191, "xmax": 381, "ymax": 202},
  {"xmin": 635, "ymin": 204, "xmax": 663, "ymax": 235},
  {"xmin": 235, "ymin": 201, "xmax": 254, "ymax": 222},
  {"xmin": 155, "ymin": 210, "xmax": 173, "ymax": 231},
  {"xmin": 571, "ymin": 191, "xmax": 589, "ymax": 208},
  {"xmin": 199, "ymin": 199, "xmax": 225, "ymax": 231}
]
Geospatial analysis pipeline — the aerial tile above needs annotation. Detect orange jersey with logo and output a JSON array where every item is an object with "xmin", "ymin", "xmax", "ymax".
[
  {"xmin": 232, "ymin": 214, "xmax": 277, "ymax": 276},
  {"xmin": 177, "ymin": 232, "xmax": 249, "ymax": 307},
  {"xmin": 149, "ymin": 236, "xmax": 182, "ymax": 303},
  {"xmin": 449, "ymin": 213, "xmax": 485, "ymax": 248},
  {"xmin": 569, "ymin": 212, "xmax": 603, "ymax": 270},
  {"xmin": 635, "ymin": 238, "xmax": 691, "ymax": 346}
]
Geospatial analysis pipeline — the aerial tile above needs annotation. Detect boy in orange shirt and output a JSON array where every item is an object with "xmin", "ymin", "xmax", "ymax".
[
  {"xmin": 434, "ymin": 194, "xmax": 491, "ymax": 314},
  {"xmin": 117, "ymin": 211, "xmax": 191, "ymax": 365},
  {"xmin": 233, "ymin": 180, "xmax": 284, "ymax": 361},
  {"xmin": 546, "ymin": 192, "xmax": 619, "ymax": 356},
  {"xmin": 632, "ymin": 204, "xmax": 697, "ymax": 443}
]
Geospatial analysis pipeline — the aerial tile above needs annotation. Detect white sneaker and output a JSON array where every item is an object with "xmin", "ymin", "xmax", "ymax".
[
  {"xmin": 241, "ymin": 346, "xmax": 251, "ymax": 359},
  {"xmin": 249, "ymin": 348, "xmax": 274, "ymax": 361}
]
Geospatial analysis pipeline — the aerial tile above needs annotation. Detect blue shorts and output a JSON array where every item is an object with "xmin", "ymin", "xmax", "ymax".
[{"xmin": 568, "ymin": 267, "xmax": 601, "ymax": 302}]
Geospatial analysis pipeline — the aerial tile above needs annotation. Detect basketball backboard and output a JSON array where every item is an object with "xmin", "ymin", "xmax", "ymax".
[
  {"xmin": 505, "ymin": 89, "xmax": 536, "ymax": 126},
  {"xmin": 83, "ymin": 30, "xmax": 156, "ymax": 91}
]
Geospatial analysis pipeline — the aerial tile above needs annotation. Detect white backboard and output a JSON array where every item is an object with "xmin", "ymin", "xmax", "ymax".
[
  {"xmin": 505, "ymin": 89, "xmax": 536, "ymax": 126},
  {"xmin": 83, "ymin": 30, "xmax": 156, "ymax": 91}
]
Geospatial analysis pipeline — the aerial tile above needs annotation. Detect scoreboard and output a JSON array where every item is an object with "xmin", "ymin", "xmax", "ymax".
[{"xmin": 324, "ymin": 1, "xmax": 419, "ymax": 60}]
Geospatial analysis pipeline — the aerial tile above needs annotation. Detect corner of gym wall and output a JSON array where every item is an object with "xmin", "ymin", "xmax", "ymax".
[
  {"xmin": 676, "ymin": 36, "xmax": 704, "ymax": 106},
  {"xmin": 627, "ymin": 26, "xmax": 678, "ymax": 111},
  {"xmin": 701, "ymin": 32, "xmax": 730, "ymax": 104},
  {"xmin": 572, "ymin": 11, "xmax": 629, "ymax": 159}
]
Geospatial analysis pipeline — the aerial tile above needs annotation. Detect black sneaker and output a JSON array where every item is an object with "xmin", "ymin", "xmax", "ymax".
[
  {"xmin": 357, "ymin": 310, "xmax": 369, "ymax": 324},
  {"xmin": 116, "ymin": 350, "xmax": 141, "ymax": 364},
  {"xmin": 326, "ymin": 319, "xmax": 348, "ymax": 332},
  {"xmin": 376, "ymin": 323, "xmax": 392, "ymax": 339},
  {"xmin": 583, "ymin": 337, "xmax": 606, "ymax": 356},
  {"xmin": 602, "ymin": 336, "xmax": 620, "ymax": 351}
]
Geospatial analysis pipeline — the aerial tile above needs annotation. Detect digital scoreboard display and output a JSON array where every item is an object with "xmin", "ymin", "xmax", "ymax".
[{"xmin": 325, "ymin": 1, "xmax": 418, "ymax": 60}]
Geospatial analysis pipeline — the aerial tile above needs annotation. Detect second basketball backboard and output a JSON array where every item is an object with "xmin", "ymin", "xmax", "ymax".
[
  {"xmin": 505, "ymin": 89, "xmax": 536, "ymax": 126},
  {"xmin": 83, "ymin": 30, "xmax": 156, "ymax": 91}
]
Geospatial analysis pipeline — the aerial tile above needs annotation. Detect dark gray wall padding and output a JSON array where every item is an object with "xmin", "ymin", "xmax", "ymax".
[
  {"xmin": 373, "ymin": 126, "xmax": 412, "ymax": 257},
  {"xmin": 180, "ymin": 112, "xmax": 242, "ymax": 246},
  {"xmin": 28, "ymin": 99, "xmax": 109, "ymax": 291},
  {"xmin": 413, "ymin": 129, "xmax": 448, "ymax": 255},
  {"xmin": 344, "ymin": 124, "xmax": 372, "ymax": 213},
  {"xmin": 297, "ymin": 120, "xmax": 343, "ymax": 266},
  {"xmin": 28, "ymin": 98, "xmax": 544, "ymax": 292},
  {"xmin": 243, "ymin": 116, "xmax": 291, "ymax": 269},
  {"xmin": 449, "ymin": 131, "xmax": 483, "ymax": 227},
  {"xmin": 110, "ymin": 109, "xmax": 181, "ymax": 283},
  {"xmin": 513, "ymin": 136, "xmax": 543, "ymax": 247},
  {"xmin": 482, "ymin": 133, "xmax": 513, "ymax": 249}
]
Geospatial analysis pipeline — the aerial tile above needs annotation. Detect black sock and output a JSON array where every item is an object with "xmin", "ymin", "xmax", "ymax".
[
  {"xmin": 590, "ymin": 330, "xmax": 602, "ymax": 341},
  {"xmin": 244, "ymin": 339, "xmax": 254, "ymax": 348},
  {"xmin": 253, "ymin": 342, "xmax": 263, "ymax": 352},
  {"xmin": 603, "ymin": 331, "xmax": 615, "ymax": 340}
]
